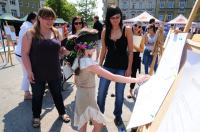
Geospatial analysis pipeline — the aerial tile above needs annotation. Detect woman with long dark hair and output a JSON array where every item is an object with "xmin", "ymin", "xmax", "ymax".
[
  {"xmin": 97, "ymin": 5, "xmax": 133, "ymax": 126},
  {"xmin": 71, "ymin": 16, "xmax": 84, "ymax": 35}
]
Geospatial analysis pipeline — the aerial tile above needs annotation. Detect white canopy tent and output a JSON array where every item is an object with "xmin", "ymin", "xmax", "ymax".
[{"xmin": 123, "ymin": 11, "xmax": 161, "ymax": 25}]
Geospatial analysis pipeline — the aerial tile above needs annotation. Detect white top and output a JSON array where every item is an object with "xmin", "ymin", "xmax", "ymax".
[
  {"xmin": 79, "ymin": 57, "xmax": 97, "ymax": 69},
  {"xmin": 15, "ymin": 21, "xmax": 33, "ymax": 56},
  {"xmin": 145, "ymin": 34, "xmax": 156, "ymax": 51}
]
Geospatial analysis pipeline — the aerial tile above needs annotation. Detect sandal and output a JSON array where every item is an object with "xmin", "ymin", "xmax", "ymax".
[
  {"xmin": 24, "ymin": 93, "xmax": 32, "ymax": 100},
  {"xmin": 60, "ymin": 114, "xmax": 70, "ymax": 123},
  {"xmin": 32, "ymin": 118, "xmax": 40, "ymax": 128}
]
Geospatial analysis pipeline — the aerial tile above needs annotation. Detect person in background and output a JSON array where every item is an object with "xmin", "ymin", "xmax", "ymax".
[
  {"xmin": 93, "ymin": 15, "xmax": 103, "ymax": 61},
  {"xmin": 15, "ymin": 12, "xmax": 37, "ymax": 100},
  {"xmin": 71, "ymin": 16, "xmax": 84, "ymax": 35},
  {"xmin": 22, "ymin": 7, "xmax": 71, "ymax": 128},
  {"xmin": 97, "ymin": 5, "xmax": 133, "ymax": 126},
  {"xmin": 127, "ymin": 21, "xmax": 145, "ymax": 99},
  {"xmin": 143, "ymin": 24, "xmax": 158, "ymax": 74}
]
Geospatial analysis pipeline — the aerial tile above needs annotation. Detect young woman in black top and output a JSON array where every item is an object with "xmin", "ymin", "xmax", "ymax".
[{"xmin": 97, "ymin": 5, "xmax": 133, "ymax": 126}]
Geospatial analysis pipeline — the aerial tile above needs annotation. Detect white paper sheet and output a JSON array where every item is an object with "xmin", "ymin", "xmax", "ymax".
[
  {"xmin": 158, "ymin": 50, "xmax": 200, "ymax": 132},
  {"xmin": 127, "ymin": 33, "xmax": 188, "ymax": 129}
]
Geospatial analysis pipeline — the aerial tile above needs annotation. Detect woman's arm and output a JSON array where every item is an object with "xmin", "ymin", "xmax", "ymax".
[
  {"xmin": 135, "ymin": 36, "xmax": 145, "ymax": 53},
  {"xmin": 21, "ymin": 30, "xmax": 35, "ymax": 83},
  {"xmin": 87, "ymin": 65, "xmax": 148, "ymax": 84},
  {"xmin": 125, "ymin": 26, "xmax": 133, "ymax": 76},
  {"xmin": 99, "ymin": 29, "xmax": 107, "ymax": 66}
]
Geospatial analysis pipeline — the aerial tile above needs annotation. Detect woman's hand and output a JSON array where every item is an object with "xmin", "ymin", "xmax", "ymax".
[
  {"xmin": 125, "ymin": 68, "xmax": 132, "ymax": 77},
  {"xmin": 60, "ymin": 47, "xmax": 70, "ymax": 56},
  {"xmin": 28, "ymin": 71, "xmax": 35, "ymax": 84},
  {"xmin": 136, "ymin": 74, "xmax": 150, "ymax": 84}
]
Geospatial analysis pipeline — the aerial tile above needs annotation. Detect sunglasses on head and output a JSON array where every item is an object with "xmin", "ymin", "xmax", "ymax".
[
  {"xmin": 74, "ymin": 22, "xmax": 82, "ymax": 25},
  {"xmin": 110, "ymin": 15, "xmax": 121, "ymax": 20},
  {"xmin": 134, "ymin": 24, "xmax": 141, "ymax": 28}
]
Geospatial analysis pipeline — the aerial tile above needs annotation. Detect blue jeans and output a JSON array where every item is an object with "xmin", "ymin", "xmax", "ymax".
[
  {"xmin": 143, "ymin": 49, "xmax": 158, "ymax": 74},
  {"xmin": 31, "ymin": 79, "xmax": 65, "ymax": 118},
  {"xmin": 97, "ymin": 67, "xmax": 126, "ymax": 118}
]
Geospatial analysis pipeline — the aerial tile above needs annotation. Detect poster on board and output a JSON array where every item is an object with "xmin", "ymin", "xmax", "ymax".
[
  {"xmin": 127, "ymin": 33, "xmax": 188, "ymax": 129},
  {"xmin": 158, "ymin": 50, "xmax": 200, "ymax": 132}
]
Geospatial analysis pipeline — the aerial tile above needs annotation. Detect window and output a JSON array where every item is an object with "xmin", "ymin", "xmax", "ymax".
[
  {"xmin": 10, "ymin": 0, "xmax": 16, "ymax": 5},
  {"xmin": 168, "ymin": 1, "xmax": 174, "ymax": 8},
  {"xmin": 167, "ymin": 14, "xmax": 173, "ymax": 21},
  {"xmin": 192, "ymin": 0, "xmax": 196, "ymax": 4},
  {"xmin": 11, "ymin": 9, "xmax": 17, "ymax": 17},
  {"xmin": 159, "ymin": 14, "xmax": 164, "ymax": 21},
  {"xmin": 139, "ymin": 2, "xmax": 142, "ymax": 9},
  {"xmin": 160, "ymin": 2, "xmax": 165, "ymax": 8},
  {"xmin": 31, "ymin": 3, "xmax": 35, "ymax": 8},
  {"xmin": 179, "ymin": 1, "xmax": 186, "ymax": 8},
  {"xmin": 19, "ymin": 1, "xmax": 23, "ymax": 6},
  {"xmin": 25, "ymin": 2, "xmax": 29, "ymax": 7},
  {"xmin": 2, "ymin": 4, "xmax": 6, "ymax": 13}
]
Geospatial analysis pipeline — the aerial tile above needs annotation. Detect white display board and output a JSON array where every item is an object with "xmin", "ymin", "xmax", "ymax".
[
  {"xmin": 4, "ymin": 26, "xmax": 17, "ymax": 41},
  {"xmin": 158, "ymin": 50, "xmax": 200, "ymax": 132},
  {"xmin": 127, "ymin": 33, "xmax": 188, "ymax": 129}
]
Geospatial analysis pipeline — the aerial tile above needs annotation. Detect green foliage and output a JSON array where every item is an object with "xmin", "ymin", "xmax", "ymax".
[
  {"xmin": 76, "ymin": 0, "xmax": 96, "ymax": 23},
  {"xmin": 45, "ymin": 0, "xmax": 78, "ymax": 22}
]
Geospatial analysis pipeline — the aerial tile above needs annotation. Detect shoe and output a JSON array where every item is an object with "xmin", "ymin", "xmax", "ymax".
[
  {"xmin": 60, "ymin": 114, "xmax": 70, "ymax": 123},
  {"xmin": 32, "ymin": 118, "xmax": 40, "ymax": 128},
  {"xmin": 114, "ymin": 117, "xmax": 123, "ymax": 126},
  {"xmin": 24, "ymin": 93, "xmax": 32, "ymax": 100}
]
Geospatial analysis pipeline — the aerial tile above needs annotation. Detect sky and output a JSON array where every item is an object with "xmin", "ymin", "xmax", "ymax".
[{"xmin": 67, "ymin": 0, "xmax": 103, "ymax": 20}]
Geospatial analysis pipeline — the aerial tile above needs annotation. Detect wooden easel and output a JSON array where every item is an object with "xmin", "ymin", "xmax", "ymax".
[
  {"xmin": 137, "ymin": 0, "xmax": 200, "ymax": 131},
  {"xmin": 4, "ymin": 21, "xmax": 15, "ymax": 66}
]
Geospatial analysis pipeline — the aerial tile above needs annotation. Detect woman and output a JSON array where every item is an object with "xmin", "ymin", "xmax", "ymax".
[
  {"xmin": 143, "ymin": 24, "xmax": 158, "ymax": 74},
  {"xmin": 15, "ymin": 12, "xmax": 37, "ymax": 100},
  {"xmin": 22, "ymin": 7, "xmax": 71, "ymax": 128},
  {"xmin": 71, "ymin": 16, "xmax": 84, "ymax": 35},
  {"xmin": 127, "ymin": 21, "xmax": 145, "ymax": 99},
  {"xmin": 97, "ymin": 5, "xmax": 133, "ymax": 126}
]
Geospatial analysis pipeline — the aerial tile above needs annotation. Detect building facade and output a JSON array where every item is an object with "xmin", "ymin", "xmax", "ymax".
[
  {"xmin": 118, "ymin": 0, "xmax": 156, "ymax": 20},
  {"xmin": 155, "ymin": 0, "xmax": 198, "ymax": 21},
  {"xmin": 102, "ymin": 0, "xmax": 119, "ymax": 19},
  {"xmin": 18, "ymin": 0, "xmax": 40, "ymax": 17},
  {"xmin": 0, "ymin": 0, "xmax": 20, "ymax": 17}
]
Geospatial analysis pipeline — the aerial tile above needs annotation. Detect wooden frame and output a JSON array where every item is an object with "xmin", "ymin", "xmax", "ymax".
[{"xmin": 137, "ymin": 0, "xmax": 200, "ymax": 131}]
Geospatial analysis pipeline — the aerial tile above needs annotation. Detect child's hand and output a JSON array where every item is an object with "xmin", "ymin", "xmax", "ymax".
[{"xmin": 136, "ymin": 74, "xmax": 150, "ymax": 84}]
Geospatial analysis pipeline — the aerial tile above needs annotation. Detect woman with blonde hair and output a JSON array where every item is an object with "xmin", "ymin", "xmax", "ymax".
[{"xmin": 22, "ymin": 7, "xmax": 71, "ymax": 127}]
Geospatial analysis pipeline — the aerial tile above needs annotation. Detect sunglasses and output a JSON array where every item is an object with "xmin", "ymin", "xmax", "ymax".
[
  {"xmin": 74, "ymin": 22, "xmax": 82, "ymax": 25},
  {"xmin": 110, "ymin": 15, "xmax": 121, "ymax": 20},
  {"xmin": 134, "ymin": 24, "xmax": 141, "ymax": 28}
]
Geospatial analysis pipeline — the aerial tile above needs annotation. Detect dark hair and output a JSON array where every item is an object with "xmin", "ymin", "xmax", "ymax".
[
  {"xmin": 72, "ymin": 16, "xmax": 84, "ymax": 34},
  {"xmin": 94, "ymin": 15, "xmax": 99, "ymax": 20},
  {"xmin": 149, "ymin": 18, "xmax": 155, "ymax": 24},
  {"xmin": 105, "ymin": 5, "xmax": 123, "ymax": 40},
  {"xmin": 147, "ymin": 24, "xmax": 156, "ymax": 33},
  {"xmin": 26, "ymin": 12, "xmax": 37, "ymax": 23}
]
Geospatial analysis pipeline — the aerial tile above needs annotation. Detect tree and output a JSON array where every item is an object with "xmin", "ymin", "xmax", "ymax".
[
  {"xmin": 45, "ymin": 0, "xmax": 78, "ymax": 22},
  {"xmin": 76, "ymin": 0, "xmax": 96, "ymax": 23}
]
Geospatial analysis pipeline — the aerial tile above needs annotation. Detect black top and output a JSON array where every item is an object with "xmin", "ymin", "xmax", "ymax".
[
  {"xmin": 93, "ymin": 21, "xmax": 103, "ymax": 40},
  {"xmin": 29, "ymin": 38, "xmax": 61, "ymax": 81},
  {"xmin": 103, "ymin": 27, "xmax": 128, "ymax": 70}
]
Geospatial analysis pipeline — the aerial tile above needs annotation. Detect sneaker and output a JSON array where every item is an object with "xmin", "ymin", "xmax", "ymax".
[{"xmin": 114, "ymin": 117, "xmax": 123, "ymax": 126}]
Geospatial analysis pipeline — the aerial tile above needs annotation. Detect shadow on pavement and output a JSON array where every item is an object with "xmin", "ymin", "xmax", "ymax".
[{"xmin": 3, "ymin": 82, "xmax": 74, "ymax": 132}]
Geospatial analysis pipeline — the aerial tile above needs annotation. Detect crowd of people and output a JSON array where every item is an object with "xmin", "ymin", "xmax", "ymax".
[{"xmin": 14, "ymin": 5, "xmax": 162, "ymax": 132}]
